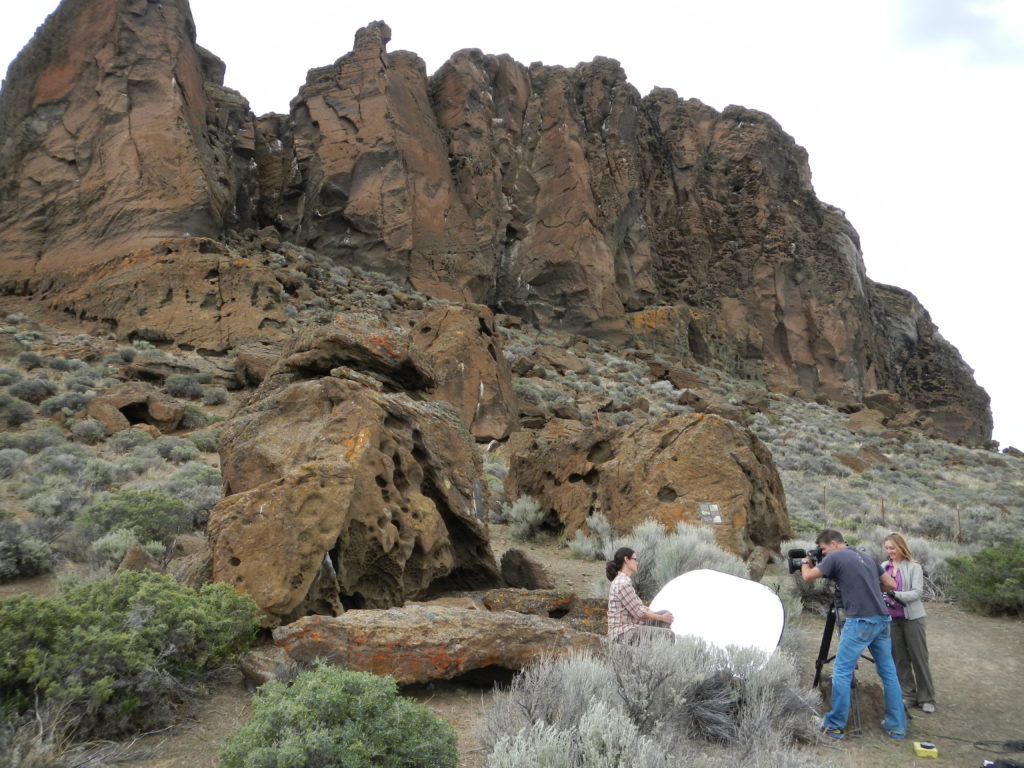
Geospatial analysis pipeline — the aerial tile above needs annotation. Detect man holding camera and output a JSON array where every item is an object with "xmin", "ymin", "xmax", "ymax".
[{"xmin": 801, "ymin": 528, "xmax": 907, "ymax": 740}]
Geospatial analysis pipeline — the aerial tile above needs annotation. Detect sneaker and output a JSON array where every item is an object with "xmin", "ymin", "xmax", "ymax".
[
  {"xmin": 881, "ymin": 721, "xmax": 905, "ymax": 739},
  {"xmin": 920, "ymin": 702, "xmax": 936, "ymax": 714},
  {"xmin": 821, "ymin": 725, "xmax": 845, "ymax": 740}
]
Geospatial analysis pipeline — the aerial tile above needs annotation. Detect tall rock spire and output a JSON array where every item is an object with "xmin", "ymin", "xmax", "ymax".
[{"xmin": 0, "ymin": 0, "xmax": 252, "ymax": 276}]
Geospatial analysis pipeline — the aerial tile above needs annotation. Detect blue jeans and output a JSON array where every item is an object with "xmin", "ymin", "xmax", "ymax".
[{"xmin": 824, "ymin": 616, "xmax": 907, "ymax": 735}]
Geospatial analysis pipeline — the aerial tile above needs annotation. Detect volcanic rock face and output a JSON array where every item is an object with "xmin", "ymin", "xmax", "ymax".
[
  {"xmin": 0, "ymin": 4, "xmax": 991, "ymax": 444},
  {"xmin": 208, "ymin": 317, "xmax": 502, "ymax": 624},
  {"xmin": 505, "ymin": 414, "xmax": 791, "ymax": 559},
  {"xmin": 0, "ymin": 0, "xmax": 254, "ymax": 276}
]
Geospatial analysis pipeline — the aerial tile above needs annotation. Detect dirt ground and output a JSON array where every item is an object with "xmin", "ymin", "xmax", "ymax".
[{"xmin": 4, "ymin": 525, "xmax": 1022, "ymax": 767}]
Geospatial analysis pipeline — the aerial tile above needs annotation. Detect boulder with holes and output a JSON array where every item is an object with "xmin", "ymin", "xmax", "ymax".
[
  {"xmin": 208, "ymin": 314, "xmax": 500, "ymax": 626},
  {"xmin": 504, "ymin": 412, "xmax": 790, "ymax": 559}
]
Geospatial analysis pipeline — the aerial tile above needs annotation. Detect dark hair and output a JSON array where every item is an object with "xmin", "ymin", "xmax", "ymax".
[
  {"xmin": 816, "ymin": 528, "xmax": 845, "ymax": 546},
  {"xmin": 606, "ymin": 547, "xmax": 635, "ymax": 581}
]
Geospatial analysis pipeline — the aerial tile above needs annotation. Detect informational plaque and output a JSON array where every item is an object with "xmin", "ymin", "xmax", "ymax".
[{"xmin": 698, "ymin": 502, "xmax": 723, "ymax": 524}]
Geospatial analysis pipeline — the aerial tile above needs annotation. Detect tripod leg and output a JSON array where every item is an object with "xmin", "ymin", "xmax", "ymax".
[{"xmin": 813, "ymin": 603, "xmax": 838, "ymax": 688}]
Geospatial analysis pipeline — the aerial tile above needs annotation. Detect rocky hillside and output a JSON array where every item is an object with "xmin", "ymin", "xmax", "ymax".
[{"xmin": 0, "ymin": 0, "xmax": 991, "ymax": 446}]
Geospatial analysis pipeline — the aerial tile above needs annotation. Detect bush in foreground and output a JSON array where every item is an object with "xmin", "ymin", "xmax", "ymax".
[
  {"xmin": 480, "ymin": 641, "xmax": 826, "ymax": 768},
  {"xmin": 0, "ymin": 571, "xmax": 260, "ymax": 738},
  {"xmin": 219, "ymin": 663, "xmax": 458, "ymax": 768}
]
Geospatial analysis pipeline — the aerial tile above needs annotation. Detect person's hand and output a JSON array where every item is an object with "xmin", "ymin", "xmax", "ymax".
[{"xmin": 660, "ymin": 611, "xmax": 674, "ymax": 624}]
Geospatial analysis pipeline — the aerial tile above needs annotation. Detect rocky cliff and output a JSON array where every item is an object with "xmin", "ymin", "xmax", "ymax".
[{"xmin": 0, "ymin": 0, "xmax": 991, "ymax": 444}]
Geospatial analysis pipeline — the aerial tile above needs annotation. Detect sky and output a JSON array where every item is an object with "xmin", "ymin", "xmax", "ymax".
[{"xmin": 2, "ymin": 1, "xmax": 1022, "ymax": 450}]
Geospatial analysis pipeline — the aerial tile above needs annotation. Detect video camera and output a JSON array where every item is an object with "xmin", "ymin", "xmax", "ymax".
[{"xmin": 786, "ymin": 546, "xmax": 825, "ymax": 574}]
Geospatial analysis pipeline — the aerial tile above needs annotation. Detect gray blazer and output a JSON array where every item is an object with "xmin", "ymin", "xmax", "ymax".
[{"xmin": 882, "ymin": 558, "xmax": 927, "ymax": 621}]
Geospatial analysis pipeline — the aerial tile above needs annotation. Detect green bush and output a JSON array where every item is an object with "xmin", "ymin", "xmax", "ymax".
[
  {"xmin": 187, "ymin": 429, "xmax": 220, "ymax": 453},
  {"xmin": 70, "ymin": 419, "xmax": 106, "ymax": 445},
  {"xmin": 76, "ymin": 489, "xmax": 191, "ymax": 544},
  {"xmin": 219, "ymin": 663, "xmax": 458, "ymax": 768},
  {"xmin": 7, "ymin": 377, "xmax": 56, "ymax": 404},
  {"xmin": 164, "ymin": 373, "xmax": 212, "ymax": 400},
  {"xmin": 201, "ymin": 386, "xmax": 229, "ymax": 406},
  {"xmin": 39, "ymin": 391, "xmax": 92, "ymax": 417},
  {"xmin": 107, "ymin": 427, "xmax": 154, "ymax": 453},
  {"xmin": 0, "ymin": 521, "xmax": 53, "ymax": 582},
  {"xmin": 145, "ymin": 461, "xmax": 222, "ymax": 527},
  {"xmin": 0, "ymin": 571, "xmax": 259, "ymax": 737},
  {"xmin": 180, "ymin": 403, "xmax": 217, "ymax": 430},
  {"xmin": 0, "ymin": 392, "xmax": 33, "ymax": 427},
  {"xmin": 0, "ymin": 448, "xmax": 28, "ymax": 479},
  {"xmin": 946, "ymin": 539, "xmax": 1024, "ymax": 616},
  {"xmin": 0, "ymin": 367, "xmax": 21, "ymax": 386}
]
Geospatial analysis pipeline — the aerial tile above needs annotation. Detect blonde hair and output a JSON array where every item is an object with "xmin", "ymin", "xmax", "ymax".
[{"xmin": 883, "ymin": 532, "xmax": 913, "ymax": 561}]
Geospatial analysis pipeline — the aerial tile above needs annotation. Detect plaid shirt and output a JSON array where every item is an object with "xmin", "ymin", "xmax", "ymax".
[{"xmin": 607, "ymin": 572, "xmax": 647, "ymax": 641}]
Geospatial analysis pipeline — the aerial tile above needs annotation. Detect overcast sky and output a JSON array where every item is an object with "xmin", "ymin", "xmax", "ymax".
[{"xmin": 2, "ymin": 1, "xmax": 1022, "ymax": 450}]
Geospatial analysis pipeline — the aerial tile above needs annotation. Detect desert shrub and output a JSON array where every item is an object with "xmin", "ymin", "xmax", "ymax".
[
  {"xmin": 154, "ymin": 436, "xmax": 201, "ymax": 464},
  {"xmin": 8, "ymin": 377, "xmax": 57, "ymax": 404},
  {"xmin": 568, "ymin": 511, "xmax": 616, "ymax": 560},
  {"xmin": 0, "ymin": 392, "xmax": 33, "ymax": 427},
  {"xmin": 0, "ymin": 367, "xmax": 21, "ymax": 386},
  {"xmin": 0, "ymin": 571, "xmax": 260, "ymax": 737},
  {"xmin": 502, "ymin": 495, "xmax": 545, "ymax": 541},
  {"xmin": 16, "ymin": 351, "xmax": 43, "ymax": 368},
  {"xmin": 75, "ymin": 489, "xmax": 191, "ymax": 545},
  {"xmin": 70, "ymin": 419, "xmax": 106, "ymax": 445},
  {"xmin": 145, "ymin": 462, "xmax": 222, "ymax": 527},
  {"xmin": 946, "ymin": 540, "xmax": 1024, "ymax": 616},
  {"xmin": 179, "ymin": 404, "xmax": 216, "ymax": 430},
  {"xmin": 163, "ymin": 373, "xmax": 212, "ymax": 400},
  {"xmin": 186, "ymin": 429, "xmax": 220, "ymax": 453},
  {"xmin": 23, "ymin": 478, "xmax": 93, "ymax": 522},
  {"xmin": 201, "ymin": 386, "xmax": 228, "ymax": 406},
  {"xmin": 39, "ymin": 392, "xmax": 92, "ymax": 417},
  {"xmin": 0, "ymin": 448, "xmax": 28, "ymax": 479},
  {"xmin": 105, "ymin": 346, "xmax": 137, "ymax": 363},
  {"xmin": 87, "ymin": 527, "xmax": 165, "ymax": 570},
  {"xmin": 589, "ymin": 520, "xmax": 747, "ymax": 602},
  {"xmin": 511, "ymin": 379, "xmax": 544, "ymax": 406},
  {"xmin": 485, "ymin": 721, "xmax": 574, "ymax": 768},
  {"xmin": 44, "ymin": 357, "xmax": 83, "ymax": 372},
  {"xmin": 0, "ymin": 424, "xmax": 66, "ymax": 454},
  {"xmin": 219, "ymin": 663, "xmax": 458, "ymax": 768},
  {"xmin": 107, "ymin": 428, "xmax": 154, "ymax": 454},
  {"xmin": 0, "ymin": 520, "xmax": 53, "ymax": 582},
  {"xmin": 480, "ymin": 640, "xmax": 821, "ymax": 766}
]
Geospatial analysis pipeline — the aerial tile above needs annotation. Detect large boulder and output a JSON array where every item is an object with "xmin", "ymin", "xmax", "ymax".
[
  {"xmin": 271, "ymin": 604, "xmax": 603, "ymax": 685},
  {"xmin": 209, "ymin": 318, "xmax": 501, "ymax": 625},
  {"xmin": 505, "ymin": 413, "xmax": 790, "ymax": 558}
]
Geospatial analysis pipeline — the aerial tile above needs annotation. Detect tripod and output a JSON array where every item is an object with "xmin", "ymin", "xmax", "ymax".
[{"xmin": 813, "ymin": 593, "xmax": 875, "ymax": 735}]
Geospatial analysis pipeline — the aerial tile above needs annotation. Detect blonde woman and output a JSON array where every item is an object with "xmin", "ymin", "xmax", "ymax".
[{"xmin": 882, "ymin": 532, "xmax": 936, "ymax": 713}]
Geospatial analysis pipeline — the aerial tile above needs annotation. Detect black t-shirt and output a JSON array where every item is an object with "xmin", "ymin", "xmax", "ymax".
[{"xmin": 817, "ymin": 546, "xmax": 887, "ymax": 618}]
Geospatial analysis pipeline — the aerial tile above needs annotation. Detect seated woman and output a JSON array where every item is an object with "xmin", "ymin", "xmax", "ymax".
[{"xmin": 606, "ymin": 547, "xmax": 674, "ymax": 643}]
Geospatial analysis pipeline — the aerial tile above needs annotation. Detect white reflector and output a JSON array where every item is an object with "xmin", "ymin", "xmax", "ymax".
[{"xmin": 649, "ymin": 568, "xmax": 785, "ymax": 656}]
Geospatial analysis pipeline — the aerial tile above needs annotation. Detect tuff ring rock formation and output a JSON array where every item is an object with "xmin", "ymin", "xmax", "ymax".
[{"xmin": 0, "ymin": 3, "xmax": 991, "ymax": 445}]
